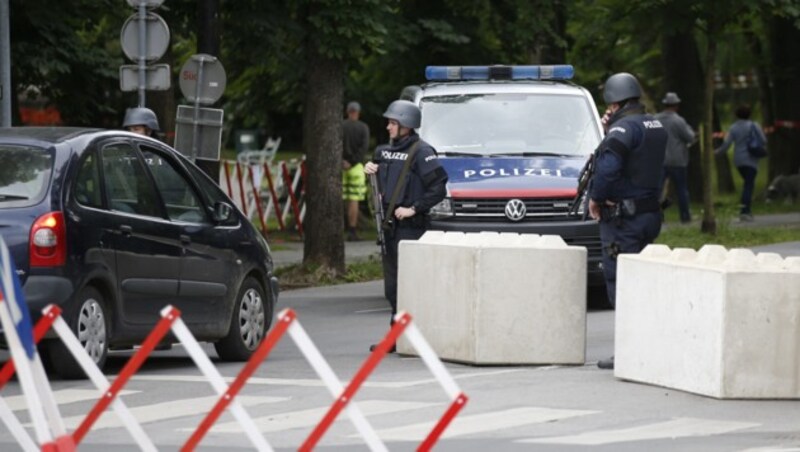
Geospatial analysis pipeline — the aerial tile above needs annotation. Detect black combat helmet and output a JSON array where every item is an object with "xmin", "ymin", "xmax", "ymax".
[
  {"xmin": 122, "ymin": 107, "xmax": 160, "ymax": 132},
  {"xmin": 602, "ymin": 73, "xmax": 642, "ymax": 104},
  {"xmin": 383, "ymin": 100, "xmax": 421, "ymax": 129}
]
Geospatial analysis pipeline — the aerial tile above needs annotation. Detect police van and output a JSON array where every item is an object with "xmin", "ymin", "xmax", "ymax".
[{"xmin": 404, "ymin": 65, "xmax": 605, "ymax": 291}]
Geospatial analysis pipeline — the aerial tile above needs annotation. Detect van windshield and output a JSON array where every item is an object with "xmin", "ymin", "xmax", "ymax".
[
  {"xmin": 420, "ymin": 93, "xmax": 601, "ymax": 157},
  {"xmin": 0, "ymin": 145, "xmax": 53, "ymax": 208}
]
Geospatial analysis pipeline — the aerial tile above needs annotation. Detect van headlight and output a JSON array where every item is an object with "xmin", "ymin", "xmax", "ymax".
[{"xmin": 429, "ymin": 198, "xmax": 455, "ymax": 219}]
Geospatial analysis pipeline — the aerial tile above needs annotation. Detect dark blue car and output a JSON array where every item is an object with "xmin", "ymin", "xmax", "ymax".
[{"xmin": 0, "ymin": 127, "xmax": 279, "ymax": 378}]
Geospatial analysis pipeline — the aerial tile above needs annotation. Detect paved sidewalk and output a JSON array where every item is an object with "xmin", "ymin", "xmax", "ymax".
[{"xmin": 270, "ymin": 212, "xmax": 800, "ymax": 268}]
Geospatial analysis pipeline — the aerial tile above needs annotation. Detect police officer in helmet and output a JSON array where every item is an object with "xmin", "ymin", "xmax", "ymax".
[
  {"xmin": 589, "ymin": 73, "xmax": 667, "ymax": 369},
  {"xmin": 122, "ymin": 107, "xmax": 160, "ymax": 138},
  {"xmin": 364, "ymin": 100, "xmax": 448, "ymax": 352}
]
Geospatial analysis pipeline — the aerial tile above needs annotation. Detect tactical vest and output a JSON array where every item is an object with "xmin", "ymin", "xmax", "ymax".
[{"xmin": 620, "ymin": 115, "xmax": 667, "ymax": 189}]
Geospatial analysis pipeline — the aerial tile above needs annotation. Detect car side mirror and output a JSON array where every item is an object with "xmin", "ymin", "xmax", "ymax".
[{"xmin": 212, "ymin": 201, "xmax": 233, "ymax": 223}]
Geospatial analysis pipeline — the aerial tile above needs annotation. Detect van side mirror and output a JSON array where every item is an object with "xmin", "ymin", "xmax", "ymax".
[{"xmin": 212, "ymin": 201, "xmax": 233, "ymax": 223}]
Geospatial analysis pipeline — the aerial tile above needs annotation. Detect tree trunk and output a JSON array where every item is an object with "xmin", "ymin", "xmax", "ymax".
[
  {"xmin": 661, "ymin": 30, "xmax": 706, "ymax": 203},
  {"xmin": 768, "ymin": 15, "xmax": 800, "ymax": 176},
  {"xmin": 302, "ymin": 45, "xmax": 345, "ymax": 273},
  {"xmin": 701, "ymin": 21, "xmax": 718, "ymax": 235}
]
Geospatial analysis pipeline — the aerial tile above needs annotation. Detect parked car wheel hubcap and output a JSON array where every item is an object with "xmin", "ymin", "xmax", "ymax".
[
  {"xmin": 77, "ymin": 299, "xmax": 106, "ymax": 363},
  {"xmin": 239, "ymin": 288, "xmax": 265, "ymax": 350}
]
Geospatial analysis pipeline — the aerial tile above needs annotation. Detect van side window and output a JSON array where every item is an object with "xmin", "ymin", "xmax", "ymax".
[
  {"xmin": 74, "ymin": 152, "xmax": 103, "ymax": 208},
  {"xmin": 101, "ymin": 143, "xmax": 161, "ymax": 217},
  {"xmin": 140, "ymin": 146, "xmax": 206, "ymax": 223}
]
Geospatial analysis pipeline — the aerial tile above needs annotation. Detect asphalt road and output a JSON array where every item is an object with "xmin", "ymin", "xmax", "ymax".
[
  {"xmin": 1, "ymin": 216, "xmax": 799, "ymax": 451},
  {"xmin": 2, "ymin": 276, "xmax": 800, "ymax": 451}
]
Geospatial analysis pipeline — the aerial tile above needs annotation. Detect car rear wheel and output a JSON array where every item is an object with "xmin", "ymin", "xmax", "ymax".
[
  {"xmin": 215, "ymin": 277, "xmax": 272, "ymax": 361},
  {"xmin": 47, "ymin": 286, "xmax": 109, "ymax": 379}
]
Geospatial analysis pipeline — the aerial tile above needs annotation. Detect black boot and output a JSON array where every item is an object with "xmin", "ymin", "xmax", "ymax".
[{"xmin": 597, "ymin": 356, "xmax": 615, "ymax": 369}]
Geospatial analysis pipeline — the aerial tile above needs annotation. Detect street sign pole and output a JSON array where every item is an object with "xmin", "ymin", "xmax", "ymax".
[
  {"xmin": 137, "ymin": 2, "xmax": 147, "ymax": 107},
  {"xmin": 0, "ymin": 0, "xmax": 11, "ymax": 127},
  {"xmin": 191, "ymin": 57, "xmax": 207, "ymax": 160}
]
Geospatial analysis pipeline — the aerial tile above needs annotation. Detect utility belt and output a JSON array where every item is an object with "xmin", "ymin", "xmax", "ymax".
[{"xmin": 601, "ymin": 197, "xmax": 660, "ymax": 222}]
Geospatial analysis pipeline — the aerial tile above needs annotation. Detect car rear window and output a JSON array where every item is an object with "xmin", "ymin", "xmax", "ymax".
[{"xmin": 0, "ymin": 145, "xmax": 53, "ymax": 208}]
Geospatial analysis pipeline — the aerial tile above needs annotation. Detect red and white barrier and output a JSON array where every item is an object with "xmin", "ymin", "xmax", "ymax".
[
  {"xmin": 220, "ymin": 157, "xmax": 306, "ymax": 237},
  {"xmin": 183, "ymin": 308, "xmax": 468, "ymax": 451}
]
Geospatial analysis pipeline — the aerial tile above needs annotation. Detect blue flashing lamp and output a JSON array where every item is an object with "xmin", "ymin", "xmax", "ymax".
[{"xmin": 425, "ymin": 65, "xmax": 574, "ymax": 81}]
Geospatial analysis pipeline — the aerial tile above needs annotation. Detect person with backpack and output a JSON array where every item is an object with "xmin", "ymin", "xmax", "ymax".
[{"xmin": 715, "ymin": 104, "xmax": 767, "ymax": 222}]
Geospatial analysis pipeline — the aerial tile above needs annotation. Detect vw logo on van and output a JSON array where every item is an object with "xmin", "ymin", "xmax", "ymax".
[{"xmin": 504, "ymin": 199, "xmax": 527, "ymax": 221}]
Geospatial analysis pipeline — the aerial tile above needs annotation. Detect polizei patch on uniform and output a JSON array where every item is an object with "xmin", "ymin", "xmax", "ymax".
[
  {"xmin": 380, "ymin": 150, "xmax": 409, "ymax": 161},
  {"xmin": 464, "ymin": 168, "xmax": 564, "ymax": 178},
  {"xmin": 609, "ymin": 126, "xmax": 626, "ymax": 134},
  {"xmin": 643, "ymin": 120, "xmax": 663, "ymax": 129}
]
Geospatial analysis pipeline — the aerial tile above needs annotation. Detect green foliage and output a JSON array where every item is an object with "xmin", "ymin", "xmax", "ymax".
[{"xmin": 658, "ymin": 223, "xmax": 800, "ymax": 250}]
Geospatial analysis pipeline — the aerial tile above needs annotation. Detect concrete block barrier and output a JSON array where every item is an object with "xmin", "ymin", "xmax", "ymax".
[
  {"xmin": 615, "ymin": 244, "xmax": 800, "ymax": 399},
  {"xmin": 396, "ymin": 231, "xmax": 587, "ymax": 365}
]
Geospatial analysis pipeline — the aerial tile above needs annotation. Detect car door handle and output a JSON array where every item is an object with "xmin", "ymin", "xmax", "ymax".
[
  {"xmin": 120, "ymin": 225, "xmax": 132, "ymax": 236},
  {"xmin": 180, "ymin": 234, "xmax": 191, "ymax": 245}
]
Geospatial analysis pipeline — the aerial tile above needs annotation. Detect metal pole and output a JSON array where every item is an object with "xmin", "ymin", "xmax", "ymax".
[
  {"xmin": 0, "ymin": 0, "xmax": 11, "ymax": 127},
  {"xmin": 137, "ymin": 2, "xmax": 146, "ymax": 107},
  {"xmin": 190, "ymin": 56, "xmax": 206, "ymax": 160}
]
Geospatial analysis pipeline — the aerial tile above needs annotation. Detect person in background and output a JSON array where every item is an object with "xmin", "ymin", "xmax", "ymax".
[
  {"xmin": 364, "ymin": 100, "xmax": 448, "ymax": 352},
  {"xmin": 656, "ymin": 92, "xmax": 696, "ymax": 223},
  {"xmin": 589, "ymin": 73, "xmax": 668, "ymax": 370},
  {"xmin": 715, "ymin": 104, "xmax": 766, "ymax": 222},
  {"xmin": 122, "ymin": 107, "xmax": 160, "ymax": 138},
  {"xmin": 342, "ymin": 101, "xmax": 370, "ymax": 241}
]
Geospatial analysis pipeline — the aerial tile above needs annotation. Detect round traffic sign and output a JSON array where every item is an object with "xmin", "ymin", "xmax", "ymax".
[
  {"xmin": 179, "ymin": 54, "xmax": 227, "ymax": 105},
  {"xmin": 120, "ymin": 12, "xmax": 170, "ymax": 62},
  {"xmin": 126, "ymin": 0, "xmax": 165, "ymax": 7}
]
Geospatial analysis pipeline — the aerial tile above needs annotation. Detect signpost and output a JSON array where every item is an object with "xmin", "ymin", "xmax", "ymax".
[
  {"xmin": 120, "ymin": 0, "xmax": 170, "ymax": 107},
  {"xmin": 174, "ymin": 54, "xmax": 227, "ymax": 161}
]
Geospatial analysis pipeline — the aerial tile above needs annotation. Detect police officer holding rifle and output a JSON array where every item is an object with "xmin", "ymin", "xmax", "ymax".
[
  {"xmin": 587, "ymin": 73, "xmax": 667, "ymax": 370},
  {"xmin": 364, "ymin": 100, "xmax": 447, "ymax": 352}
]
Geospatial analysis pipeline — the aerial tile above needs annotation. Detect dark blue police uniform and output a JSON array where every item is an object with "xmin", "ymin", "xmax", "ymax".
[
  {"xmin": 375, "ymin": 133, "xmax": 447, "ymax": 317},
  {"xmin": 589, "ymin": 103, "xmax": 667, "ymax": 307}
]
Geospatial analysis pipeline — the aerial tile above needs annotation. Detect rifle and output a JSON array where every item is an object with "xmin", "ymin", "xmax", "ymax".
[
  {"xmin": 568, "ymin": 153, "xmax": 595, "ymax": 219},
  {"xmin": 369, "ymin": 173, "xmax": 387, "ymax": 255}
]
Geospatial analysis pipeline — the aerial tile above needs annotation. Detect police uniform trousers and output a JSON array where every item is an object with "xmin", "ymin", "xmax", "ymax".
[
  {"xmin": 599, "ymin": 211, "xmax": 662, "ymax": 308},
  {"xmin": 382, "ymin": 222, "xmax": 426, "ymax": 321}
]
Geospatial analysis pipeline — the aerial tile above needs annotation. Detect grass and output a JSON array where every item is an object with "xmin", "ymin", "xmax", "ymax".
[{"xmin": 275, "ymin": 255, "xmax": 384, "ymax": 290}]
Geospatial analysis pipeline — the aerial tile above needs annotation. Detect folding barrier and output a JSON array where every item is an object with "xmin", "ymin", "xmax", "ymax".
[
  {"xmin": 220, "ymin": 158, "xmax": 305, "ymax": 238},
  {"xmin": 0, "ymin": 305, "xmax": 156, "ymax": 451},
  {"xmin": 1, "ymin": 302, "xmax": 465, "ymax": 451},
  {"xmin": 184, "ymin": 308, "xmax": 468, "ymax": 452}
]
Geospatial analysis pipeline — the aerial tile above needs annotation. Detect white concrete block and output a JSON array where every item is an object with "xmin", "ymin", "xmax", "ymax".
[
  {"xmin": 615, "ymin": 245, "xmax": 800, "ymax": 399},
  {"xmin": 396, "ymin": 232, "xmax": 586, "ymax": 365}
]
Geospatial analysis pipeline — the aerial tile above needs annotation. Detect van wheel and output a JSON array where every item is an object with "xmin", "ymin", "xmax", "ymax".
[
  {"xmin": 215, "ymin": 277, "xmax": 272, "ymax": 361},
  {"xmin": 47, "ymin": 287, "xmax": 109, "ymax": 379}
]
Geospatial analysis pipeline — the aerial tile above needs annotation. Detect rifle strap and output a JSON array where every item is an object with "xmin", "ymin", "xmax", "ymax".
[{"xmin": 382, "ymin": 141, "xmax": 420, "ymax": 230}]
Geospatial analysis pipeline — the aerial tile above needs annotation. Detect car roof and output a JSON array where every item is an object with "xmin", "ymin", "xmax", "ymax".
[
  {"xmin": 0, "ymin": 127, "xmax": 103, "ymax": 143},
  {"xmin": 417, "ymin": 80, "xmax": 588, "ymax": 98}
]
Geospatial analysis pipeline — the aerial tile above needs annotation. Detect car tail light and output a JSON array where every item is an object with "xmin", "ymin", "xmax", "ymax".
[{"xmin": 29, "ymin": 211, "xmax": 66, "ymax": 267}]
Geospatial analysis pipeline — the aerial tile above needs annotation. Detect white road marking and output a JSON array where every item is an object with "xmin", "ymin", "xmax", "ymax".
[
  {"xmin": 374, "ymin": 406, "xmax": 597, "ymax": 441},
  {"xmin": 196, "ymin": 400, "xmax": 438, "ymax": 433},
  {"xmin": 5, "ymin": 389, "xmax": 138, "ymax": 411},
  {"xmin": 522, "ymin": 417, "xmax": 760, "ymax": 445},
  {"xmin": 130, "ymin": 368, "xmax": 526, "ymax": 389},
  {"xmin": 58, "ymin": 395, "xmax": 287, "ymax": 430}
]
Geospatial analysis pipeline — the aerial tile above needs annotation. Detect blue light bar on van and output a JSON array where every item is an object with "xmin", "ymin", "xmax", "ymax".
[{"xmin": 425, "ymin": 65, "xmax": 574, "ymax": 81}]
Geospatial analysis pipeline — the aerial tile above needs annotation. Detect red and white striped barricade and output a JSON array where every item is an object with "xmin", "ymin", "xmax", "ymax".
[
  {"xmin": 184, "ymin": 308, "xmax": 468, "ymax": 452},
  {"xmin": 301, "ymin": 311, "xmax": 468, "ymax": 452},
  {"xmin": 0, "ymin": 236, "xmax": 75, "ymax": 452},
  {"xmin": 280, "ymin": 159, "xmax": 305, "ymax": 235},
  {"xmin": 0, "ymin": 305, "xmax": 158, "ymax": 451},
  {"xmin": 184, "ymin": 308, "xmax": 386, "ymax": 451}
]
